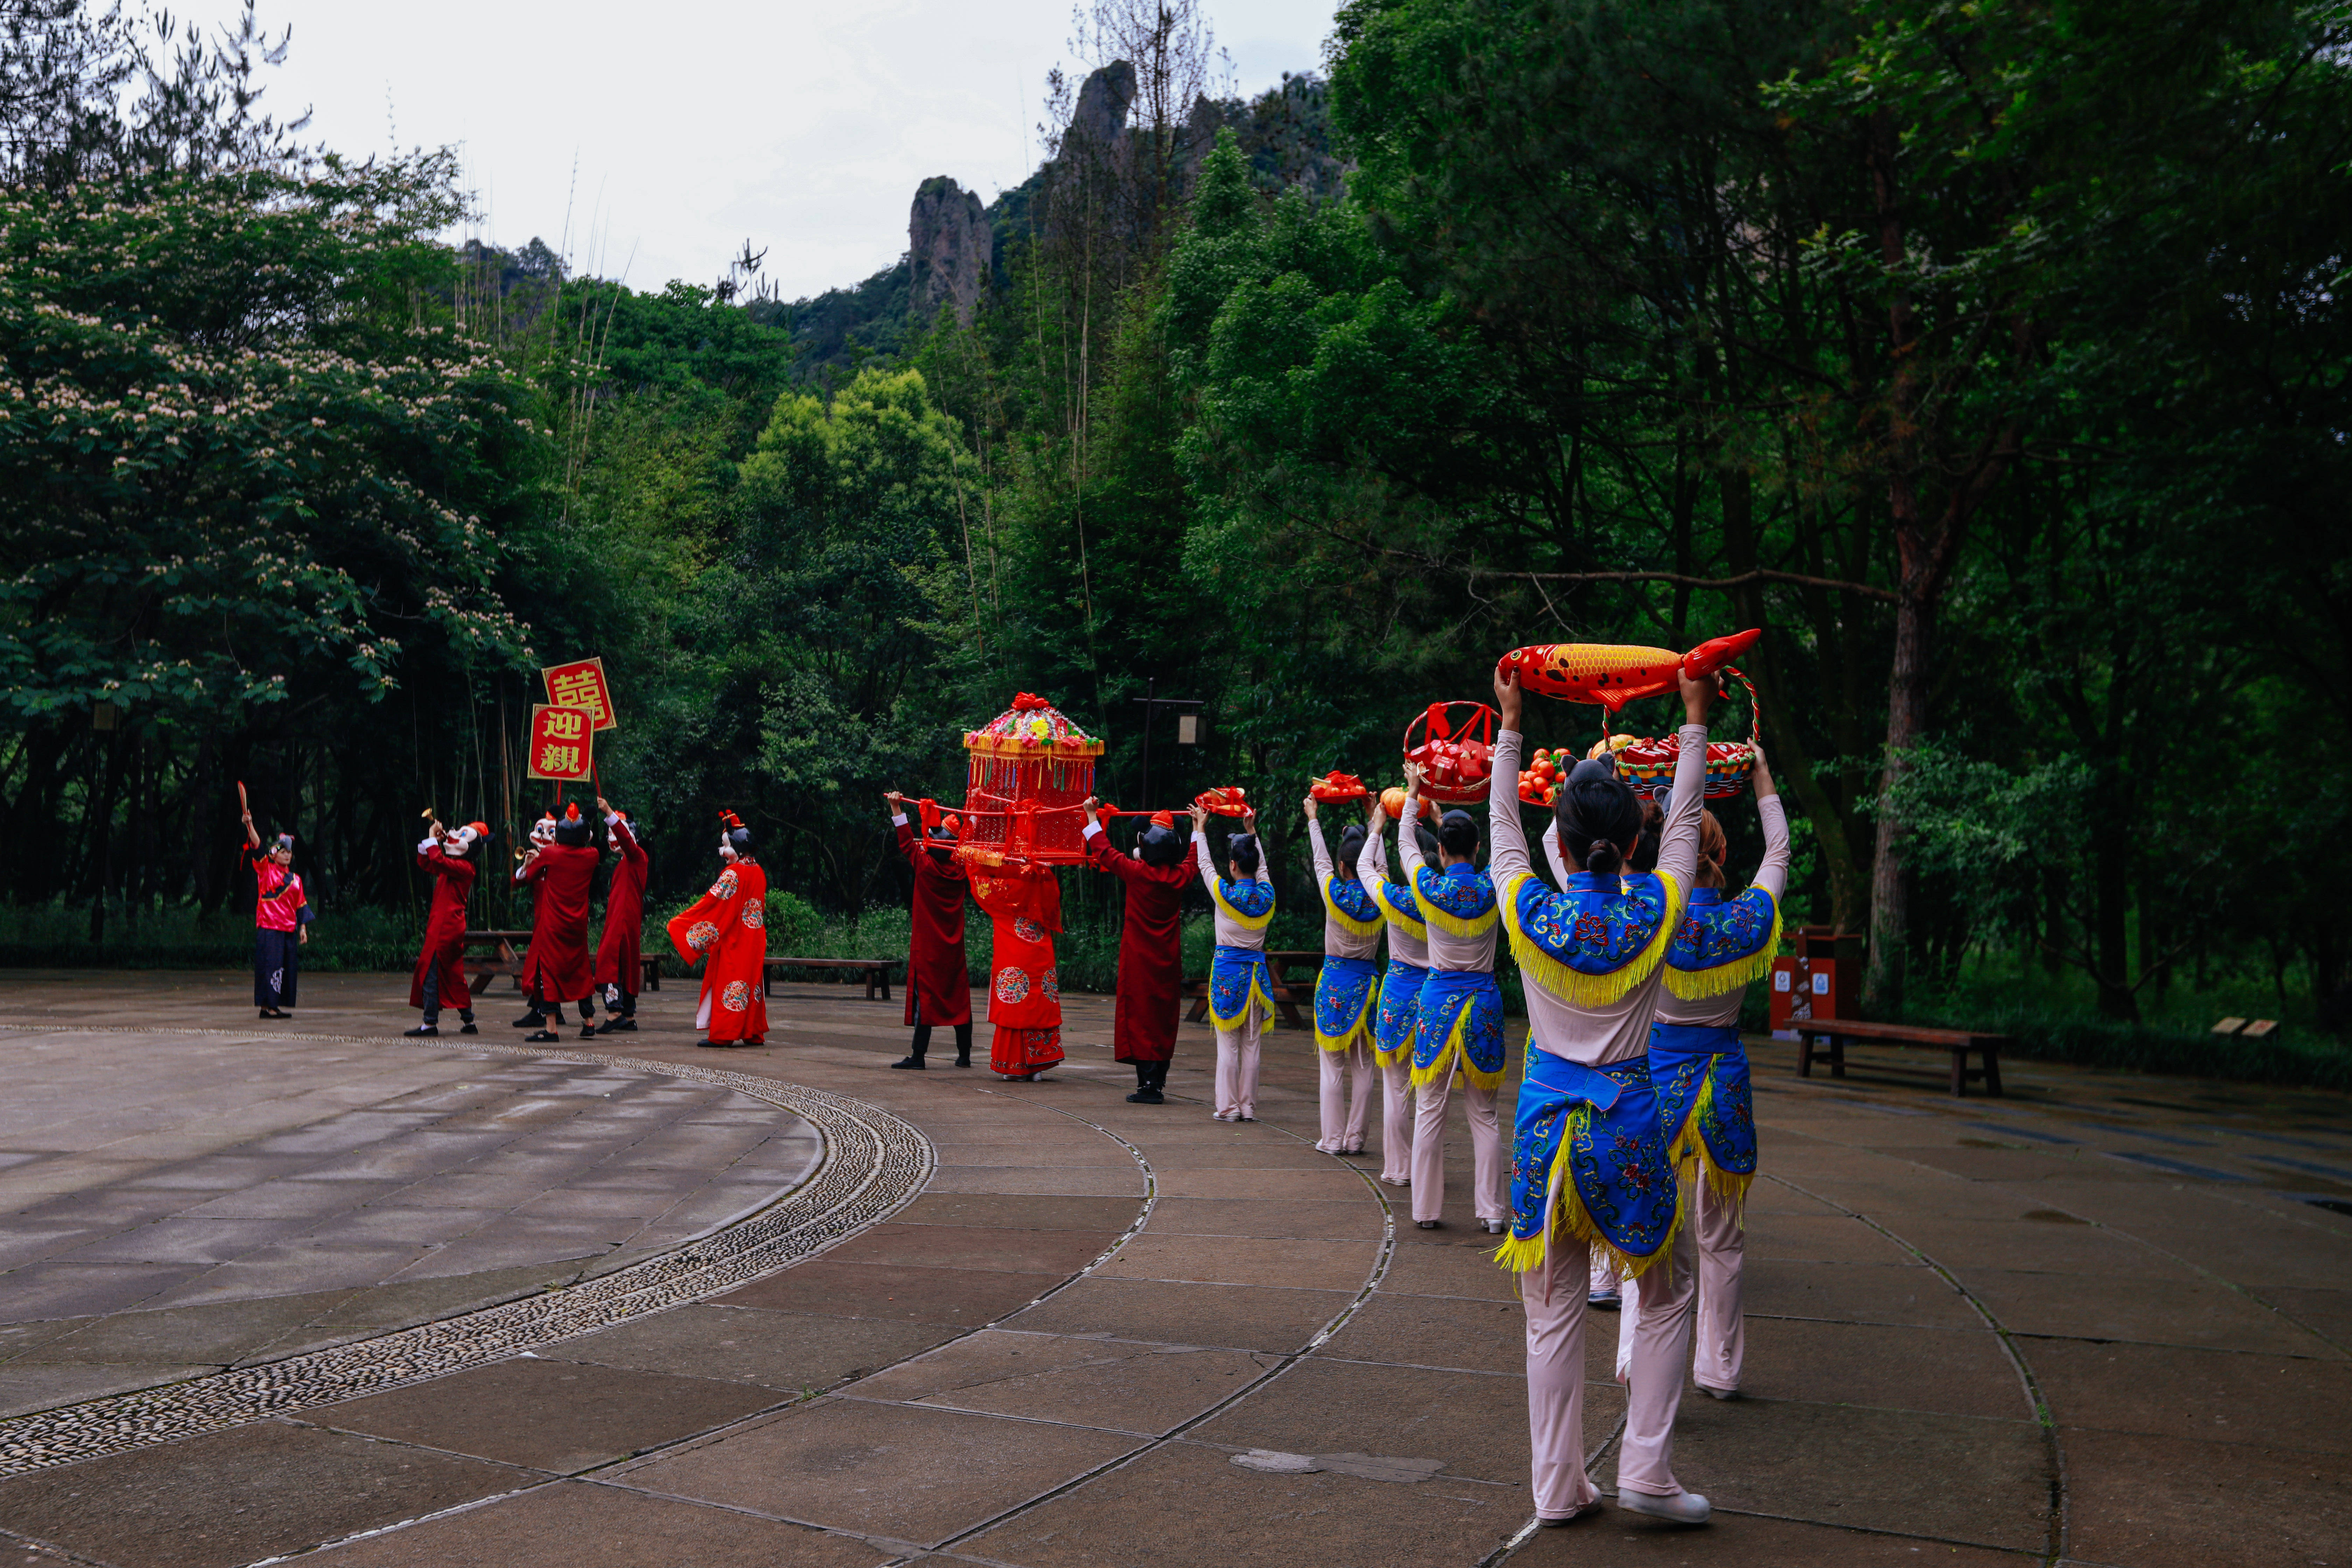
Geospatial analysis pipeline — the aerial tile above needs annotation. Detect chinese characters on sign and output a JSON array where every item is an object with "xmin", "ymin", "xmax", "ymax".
[
  {"xmin": 540, "ymin": 658, "xmax": 617, "ymax": 732},
  {"xmin": 526, "ymin": 704, "xmax": 595, "ymax": 782}
]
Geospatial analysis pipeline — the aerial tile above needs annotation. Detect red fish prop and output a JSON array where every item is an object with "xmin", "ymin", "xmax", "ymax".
[
  {"xmin": 1308, "ymin": 770, "xmax": 1369, "ymax": 803},
  {"xmin": 1497, "ymin": 629, "xmax": 1762, "ymax": 711}
]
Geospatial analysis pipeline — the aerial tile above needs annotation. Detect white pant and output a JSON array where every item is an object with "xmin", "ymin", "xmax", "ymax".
[
  {"xmin": 1379, "ymin": 1061, "xmax": 1415, "ymax": 1183},
  {"xmin": 1409, "ymin": 1070, "xmax": 1505, "ymax": 1224},
  {"xmin": 1614, "ymin": 1176, "xmax": 1704, "ymax": 1498},
  {"xmin": 1214, "ymin": 1016, "xmax": 1264, "ymax": 1119},
  {"xmin": 1522, "ymin": 1230, "xmax": 1600, "ymax": 1519},
  {"xmin": 1315, "ymin": 1041, "xmax": 1375, "ymax": 1151},
  {"xmin": 1615, "ymin": 1169, "xmax": 1745, "ymax": 1394}
]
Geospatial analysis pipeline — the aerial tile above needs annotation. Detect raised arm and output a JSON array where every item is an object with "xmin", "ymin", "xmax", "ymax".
[
  {"xmin": 1190, "ymin": 805, "xmax": 1219, "ymax": 896},
  {"xmin": 1540, "ymin": 820, "xmax": 1571, "ymax": 886},
  {"xmin": 1749, "ymin": 744, "xmax": 1790, "ymax": 901},
  {"xmin": 1357, "ymin": 809, "xmax": 1393, "ymax": 888},
  {"xmin": 1306, "ymin": 811, "xmax": 1334, "ymax": 883},
  {"xmin": 1397, "ymin": 770, "xmax": 1429, "ymax": 879},
  {"xmin": 1486, "ymin": 669, "xmax": 1534, "ymax": 884},
  {"xmin": 1653, "ymin": 670, "xmax": 1719, "ymax": 886}
]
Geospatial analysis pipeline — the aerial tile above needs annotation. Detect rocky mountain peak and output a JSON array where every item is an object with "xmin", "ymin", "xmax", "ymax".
[{"xmin": 908, "ymin": 175, "xmax": 991, "ymax": 326}]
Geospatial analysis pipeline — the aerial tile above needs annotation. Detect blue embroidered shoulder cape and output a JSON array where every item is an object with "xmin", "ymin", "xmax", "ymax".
[
  {"xmin": 1500, "ymin": 869, "xmax": 1683, "ymax": 1008},
  {"xmin": 1321, "ymin": 874, "xmax": 1381, "ymax": 938},
  {"xmin": 1662, "ymin": 885, "xmax": 1780, "ymax": 1000},
  {"xmin": 1412, "ymin": 862, "xmax": 1497, "ymax": 939},
  {"xmin": 1212, "ymin": 876, "xmax": 1275, "ymax": 931}
]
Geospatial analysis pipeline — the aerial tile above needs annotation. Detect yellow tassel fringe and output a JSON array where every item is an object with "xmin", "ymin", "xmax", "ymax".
[
  {"xmin": 1373, "ymin": 883, "xmax": 1427, "ymax": 942},
  {"xmin": 1209, "ymin": 966, "xmax": 1276, "ymax": 1033},
  {"xmin": 1314, "ymin": 988, "xmax": 1377, "ymax": 1054},
  {"xmin": 1410, "ymin": 997, "xmax": 1505, "ymax": 1091},
  {"xmin": 1492, "ymin": 1102, "xmax": 1688, "ymax": 1280},
  {"xmin": 1667, "ymin": 1072, "xmax": 1755, "ymax": 1212},
  {"xmin": 1499, "ymin": 870, "xmax": 1684, "ymax": 1009},
  {"xmin": 1211, "ymin": 881, "xmax": 1275, "ymax": 932},
  {"xmin": 1318, "ymin": 883, "xmax": 1384, "ymax": 940},
  {"xmin": 1412, "ymin": 878, "xmax": 1499, "ymax": 940},
  {"xmin": 1661, "ymin": 897, "xmax": 1783, "ymax": 1000}
]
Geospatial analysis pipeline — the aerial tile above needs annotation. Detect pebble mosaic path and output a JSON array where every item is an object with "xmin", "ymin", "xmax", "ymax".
[{"xmin": 0, "ymin": 969, "xmax": 2345, "ymax": 1568}]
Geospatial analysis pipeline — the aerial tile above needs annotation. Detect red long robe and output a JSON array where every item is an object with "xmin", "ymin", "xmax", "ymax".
[
  {"xmin": 896, "ymin": 820, "xmax": 972, "ymax": 1027},
  {"xmin": 667, "ymin": 860, "xmax": 770, "ymax": 1043},
  {"xmin": 516, "ymin": 842, "xmax": 598, "ymax": 1003},
  {"xmin": 1085, "ymin": 832, "xmax": 1188, "ymax": 1063},
  {"xmin": 968, "ymin": 861, "xmax": 1063, "ymax": 1075},
  {"xmin": 408, "ymin": 843, "xmax": 477, "ymax": 1011},
  {"xmin": 593, "ymin": 818, "xmax": 649, "ymax": 994}
]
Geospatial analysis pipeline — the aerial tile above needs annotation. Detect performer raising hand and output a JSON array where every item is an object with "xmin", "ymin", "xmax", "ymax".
[
  {"xmin": 407, "ymin": 818, "xmax": 486, "ymax": 1037},
  {"xmin": 1192, "ymin": 802, "xmax": 1275, "ymax": 1122},
  {"xmin": 1082, "ymin": 800, "xmax": 1190, "ymax": 1104},
  {"xmin": 885, "ymin": 791, "xmax": 974, "ymax": 1070},
  {"xmin": 1305, "ymin": 793, "xmax": 1380, "ymax": 1155},
  {"xmin": 667, "ymin": 812, "xmax": 769, "ymax": 1048}
]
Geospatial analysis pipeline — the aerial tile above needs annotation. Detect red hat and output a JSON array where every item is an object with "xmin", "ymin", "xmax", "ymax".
[{"xmin": 1150, "ymin": 810, "xmax": 1174, "ymax": 829}]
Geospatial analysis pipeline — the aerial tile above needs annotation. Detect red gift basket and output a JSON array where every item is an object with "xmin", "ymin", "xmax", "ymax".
[
  {"xmin": 959, "ymin": 692, "xmax": 1102, "ymax": 864},
  {"xmin": 1308, "ymin": 770, "xmax": 1368, "ymax": 803},
  {"xmin": 1194, "ymin": 785, "xmax": 1250, "ymax": 816},
  {"xmin": 1403, "ymin": 701, "xmax": 1497, "ymax": 804}
]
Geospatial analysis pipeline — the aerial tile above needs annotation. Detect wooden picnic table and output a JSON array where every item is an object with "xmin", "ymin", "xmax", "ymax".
[
  {"xmin": 764, "ymin": 955, "xmax": 899, "ymax": 1002},
  {"xmin": 1183, "ymin": 949, "xmax": 1320, "ymax": 1031},
  {"xmin": 1795, "ymin": 1016, "xmax": 2008, "ymax": 1098},
  {"xmin": 463, "ymin": 929, "xmax": 662, "ymax": 993}
]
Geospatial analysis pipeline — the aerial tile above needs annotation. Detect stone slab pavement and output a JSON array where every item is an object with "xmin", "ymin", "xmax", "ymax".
[{"xmin": 0, "ymin": 967, "xmax": 2345, "ymax": 1568}]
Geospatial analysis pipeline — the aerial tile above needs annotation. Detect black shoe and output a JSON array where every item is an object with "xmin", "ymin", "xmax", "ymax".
[
  {"xmin": 1126, "ymin": 1089, "xmax": 1165, "ymax": 1104},
  {"xmin": 890, "ymin": 1056, "xmax": 927, "ymax": 1070},
  {"xmin": 579, "ymin": 1024, "xmax": 598, "ymax": 1039},
  {"xmin": 600, "ymin": 1018, "xmax": 637, "ymax": 1033},
  {"xmin": 404, "ymin": 1024, "xmax": 439, "ymax": 1037},
  {"xmin": 523, "ymin": 1029, "xmax": 561, "ymax": 1042},
  {"xmin": 512, "ymin": 1011, "xmax": 545, "ymax": 1029},
  {"xmin": 458, "ymin": 1022, "xmax": 478, "ymax": 1035},
  {"xmin": 954, "ymin": 1056, "xmax": 972, "ymax": 1068},
  {"xmin": 694, "ymin": 1038, "xmax": 724, "ymax": 1049},
  {"xmin": 264, "ymin": 1007, "xmax": 291, "ymax": 1018}
]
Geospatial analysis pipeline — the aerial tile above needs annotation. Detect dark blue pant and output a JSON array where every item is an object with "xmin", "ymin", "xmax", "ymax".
[{"xmin": 254, "ymin": 929, "xmax": 299, "ymax": 1009}]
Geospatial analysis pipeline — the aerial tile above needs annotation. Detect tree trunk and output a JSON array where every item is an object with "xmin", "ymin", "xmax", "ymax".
[{"xmin": 1864, "ymin": 581, "xmax": 1931, "ymax": 1013}]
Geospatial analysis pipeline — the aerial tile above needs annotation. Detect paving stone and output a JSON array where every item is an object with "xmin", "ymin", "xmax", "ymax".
[
  {"xmin": 712, "ymin": 1260, "xmax": 1063, "ymax": 1327},
  {"xmin": 1740, "ymin": 1258, "xmax": 1982, "ymax": 1329},
  {"xmin": 1094, "ymin": 1233, "xmax": 1374, "ymax": 1293},
  {"xmin": 1379, "ymin": 1233, "xmax": 1523, "ymax": 1301},
  {"xmin": 820, "ymin": 1222, "xmax": 1119, "ymax": 1276},
  {"xmin": 958, "ymin": 1438, "xmax": 1522, "ymax": 1567},
  {"xmin": 1148, "ymin": 1167, "xmax": 1370, "ymax": 1202},
  {"xmin": 0, "ymin": 1418, "xmax": 539, "ymax": 1568},
  {"xmin": 2027, "ymin": 1337, "xmax": 2352, "ymax": 1450},
  {"xmin": 558, "ymin": 1304, "xmax": 946, "ymax": 1393},
  {"xmin": 1318, "ymin": 1291, "xmax": 1528, "ymax": 1375},
  {"xmin": 1144, "ymin": 1197, "xmax": 1382, "ymax": 1240},
  {"xmin": 926, "ymin": 1141, "xmax": 1137, "ymax": 1169},
  {"xmin": 922, "ymin": 1164, "xmax": 1147, "ymax": 1197},
  {"xmin": 1506, "ymin": 1506, "xmax": 2037, "ymax": 1565},
  {"xmin": 1965, "ymin": 1269, "xmax": 2340, "ymax": 1356},
  {"xmin": 30, "ymin": 1287, "xmax": 362, "ymax": 1366},
  {"xmin": 889, "ymin": 1193, "xmax": 1142, "ymax": 1232},
  {"xmin": 1189, "ymin": 1354, "xmax": 1610, "ymax": 1485},
  {"xmin": 847, "ymin": 1328, "xmax": 1277, "ymax": 1434},
  {"xmin": 303, "ymin": 1477, "xmax": 894, "ymax": 1566},
  {"xmin": 0, "ymin": 1358, "xmax": 219, "ymax": 1418},
  {"xmin": 1733, "ymin": 1317, "xmax": 2027, "ymax": 1420},
  {"xmin": 621, "ymin": 1395, "xmax": 1145, "ymax": 1547},
  {"xmin": 2063, "ymin": 1425, "xmax": 2352, "ymax": 1568},
  {"xmin": 1006, "ymin": 1277, "xmax": 1354, "ymax": 1354},
  {"xmin": 317, "ymin": 1353, "xmax": 782, "ymax": 1473}
]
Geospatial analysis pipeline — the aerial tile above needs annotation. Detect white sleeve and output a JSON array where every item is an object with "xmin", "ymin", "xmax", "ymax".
[
  {"xmin": 1398, "ymin": 798, "xmax": 1428, "ymax": 877},
  {"xmin": 1081, "ymin": 819, "xmax": 1104, "ymax": 841},
  {"xmin": 1357, "ymin": 822, "xmax": 1391, "ymax": 888},
  {"xmin": 1754, "ymin": 794, "xmax": 1792, "ymax": 902},
  {"xmin": 1307, "ymin": 818, "xmax": 1332, "ymax": 882},
  {"xmin": 1486, "ymin": 731, "xmax": 1532, "ymax": 884},
  {"xmin": 1656, "ymin": 724, "xmax": 1710, "ymax": 884},
  {"xmin": 1540, "ymin": 820, "xmax": 1570, "ymax": 886},
  {"xmin": 890, "ymin": 812, "xmax": 909, "ymax": 827},
  {"xmin": 1194, "ymin": 833, "xmax": 1218, "ymax": 895},
  {"xmin": 416, "ymin": 836, "xmax": 438, "ymax": 856}
]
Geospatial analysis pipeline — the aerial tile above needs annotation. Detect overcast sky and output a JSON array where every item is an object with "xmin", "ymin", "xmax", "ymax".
[{"xmin": 195, "ymin": 0, "xmax": 1339, "ymax": 301}]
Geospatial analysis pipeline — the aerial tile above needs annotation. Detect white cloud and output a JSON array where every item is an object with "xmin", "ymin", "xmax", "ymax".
[{"xmin": 206, "ymin": 0, "xmax": 1337, "ymax": 298}]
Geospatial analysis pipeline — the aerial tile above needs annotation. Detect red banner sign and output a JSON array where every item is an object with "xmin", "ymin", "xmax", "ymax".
[
  {"xmin": 540, "ymin": 657, "xmax": 617, "ymax": 732},
  {"xmin": 526, "ymin": 704, "xmax": 595, "ymax": 782}
]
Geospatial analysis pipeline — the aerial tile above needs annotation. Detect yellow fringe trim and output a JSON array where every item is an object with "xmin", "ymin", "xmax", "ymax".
[
  {"xmin": 1319, "ymin": 881, "xmax": 1383, "ymax": 940},
  {"xmin": 1499, "ymin": 869, "xmax": 1683, "ymax": 1009},
  {"xmin": 1412, "ymin": 876, "xmax": 1499, "ymax": 940},
  {"xmin": 1374, "ymin": 1036, "xmax": 1412, "ymax": 1070},
  {"xmin": 1668, "ymin": 1072, "xmax": 1756, "ymax": 1213},
  {"xmin": 1492, "ymin": 1102, "xmax": 1688, "ymax": 1281},
  {"xmin": 1409, "ymin": 994, "xmax": 1506, "ymax": 1091},
  {"xmin": 1662, "ymin": 896, "xmax": 1783, "ymax": 1000},
  {"xmin": 1209, "ymin": 964, "xmax": 1276, "ymax": 1034},
  {"xmin": 1211, "ymin": 880, "xmax": 1275, "ymax": 932},
  {"xmin": 1374, "ymin": 882, "xmax": 1427, "ymax": 941},
  {"xmin": 1314, "ymin": 966, "xmax": 1377, "ymax": 1054}
]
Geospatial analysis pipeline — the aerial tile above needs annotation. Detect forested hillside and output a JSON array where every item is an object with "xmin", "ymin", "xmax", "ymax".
[{"xmin": 5, "ymin": 0, "xmax": 2349, "ymax": 1063}]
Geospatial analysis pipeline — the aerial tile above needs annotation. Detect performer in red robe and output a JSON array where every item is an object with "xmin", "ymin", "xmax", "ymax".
[
  {"xmin": 1081, "ymin": 800, "xmax": 1189, "ymax": 1104},
  {"xmin": 406, "ymin": 819, "xmax": 486, "ymax": 1037},
  {"xmin": 667, "ymin": 811, "xmax": 770, "ymax": 1048},
  {"xmin": 592, "ymin": 797, "xmax": 650, "ymax": 1035},
  {"xmin": 514, "ymin": 801, "xmax": 599, "ymax": 1041},
  {"xmin": 969, "ymin": 858, "xmax": 1063, "ymax": 1080},
  {"xmin": 885, "ymin": 791, "xmax": 973, "ymax": 1070}
]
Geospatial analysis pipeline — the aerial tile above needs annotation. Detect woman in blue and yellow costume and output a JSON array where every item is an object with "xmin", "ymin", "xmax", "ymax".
[
  {"xmin": 1397, "ymin": 771, "xmax": 1509, "ymax": 1234},
  {"xmin": 1360, "ymin": 796, "xmax": 1434, "ymax": 1188},
  {"xmin": 1305, "ymin": 794, "xmax": 1381, "ymax": 1154},
  {"xmin": 1489, "ymin": 660, "xmax": 1720, "ymax": 1528},
  {"xmin": 1190, "ymin": 802, "xmax": 1275, "ymax": 1122},
  {"xmin": 1612, "ymin": 747, "xmax": 1785, "ymax": 1398}
]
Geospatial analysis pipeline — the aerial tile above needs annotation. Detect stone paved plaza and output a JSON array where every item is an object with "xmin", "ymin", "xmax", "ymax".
[{"xmin": 0, "ymin": 968, "xmax": 2346, "ymax": 1567}]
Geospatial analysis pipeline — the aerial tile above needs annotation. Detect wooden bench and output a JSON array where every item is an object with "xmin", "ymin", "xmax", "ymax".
[
  {"xmin": 1183, "ymin": 950, "xmax": 1320, "ymax": 1031},
  {"xmin": 639, "ymin": 954, "xmax": 661, "ymax": 992},
  {"xmin": 1795, "ymin": 1016, "xmax": 2008, "ymax": 1098},
  {"xmin": 460, "ymin": 930, "xmax": 534, "ymax": 995},
  {"xmin": 765, "ymin": 955, "xmax": 899, "ymax": 1001}
]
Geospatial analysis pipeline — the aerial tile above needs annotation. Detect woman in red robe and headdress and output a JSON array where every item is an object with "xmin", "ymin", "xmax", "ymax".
[
  {"xmin": 969, "ymin": 858, "xmax": 1063, "ymax": 1080},
  {"xmin": 515, "ymin": 801, "xmax": 599, "ymax": 1041},
  {"xmin": 592, "ymin": 797, "xmax": 650, "ymax": 1035},
  {"xmin": 407, "ymin": 819, "xmax": 487, "ymax": 1037},
  {"xmin": 667, "ymin": 812, "xmax": 769, "ymax": 1048},
  {"xmin": 885, "ymin": 791, "xmax": 973, "ymax": 1070},
  {"xmin": 1080, "ymin": 799, "xmax": 1189, "ymax": 1103}
]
